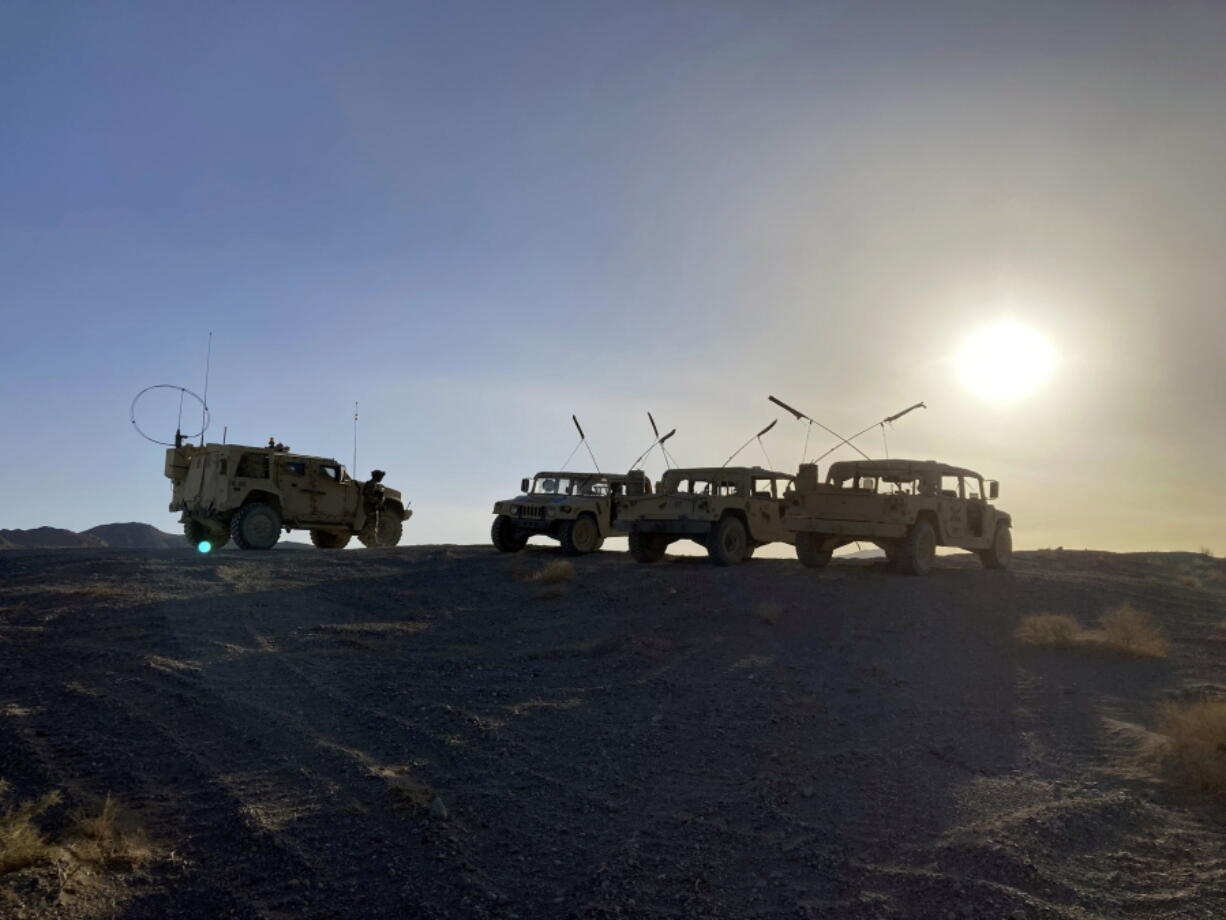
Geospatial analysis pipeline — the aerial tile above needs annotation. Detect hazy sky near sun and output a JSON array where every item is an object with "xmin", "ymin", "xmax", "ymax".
[{"xmin": 2, "ymin": 0, "xmax": 1224, "ymax": 552}]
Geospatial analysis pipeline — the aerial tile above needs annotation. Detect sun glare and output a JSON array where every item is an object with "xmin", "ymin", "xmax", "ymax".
[{"xmin": 956, "ymin": 322, "xmax": 1055, "ymax": 403}]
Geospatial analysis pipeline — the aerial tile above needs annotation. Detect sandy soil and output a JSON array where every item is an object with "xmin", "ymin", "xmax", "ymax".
[{"xmin": 1, "ymin": 545, "xmax": 1224, "ymax": 919}]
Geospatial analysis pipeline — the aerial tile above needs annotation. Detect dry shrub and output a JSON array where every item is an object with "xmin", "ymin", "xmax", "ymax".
[
  {"xmin": 68, "ymin": 795, "xmax": 152, "ymax": 869},
  {"xmin": 1097, "ymin": 604, "xmax": 1170, "ymax": 658},
  {"xmin": 530, "ymin": 560, "xmax": 575, "ymax": 585},
  {"xmin": 1177, "ymin": 574, "xmax": 1202, "ymax": 590},
  {"xmin": 1160, "ymin": 699, "xmax": 1226, "ymax": 793},
  {"xmin": 1200, "ymin": 547, "xmax": 1215, "ymax": 558},
  {"xmin": 1014, "ymin": 614, "xmax": 1081, "ymax": 648},
  {"xmin": 0, "ymin": 782, "xmax": 62, "ymax": 875}
]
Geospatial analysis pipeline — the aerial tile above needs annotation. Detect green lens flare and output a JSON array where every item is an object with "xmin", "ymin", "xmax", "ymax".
[{"xmin": 198, "ymin": 541, "xmax": 213, "ymax": 554}]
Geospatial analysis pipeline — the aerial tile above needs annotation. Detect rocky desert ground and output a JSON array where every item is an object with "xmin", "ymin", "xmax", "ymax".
[{"xmin": 1, "ymin": 544, "xmax": 1224, "ymax": 919}]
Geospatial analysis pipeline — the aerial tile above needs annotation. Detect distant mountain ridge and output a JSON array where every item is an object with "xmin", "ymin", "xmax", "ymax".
[
  {"xmin": 1, "ymin": 523, "xmax": 182, "ymax": 550},
  {"xmin": 0, "ymin": 522, "xmax": 312, "ymax": 550}
]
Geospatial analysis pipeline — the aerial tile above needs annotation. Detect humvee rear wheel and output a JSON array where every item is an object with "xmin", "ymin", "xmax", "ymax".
[
  {"xmin": 231, "ymin": 503, "xmax": 282, "ymax": 551},
  {"xmin": 978, "ymin": 523, "xmax": 1012, "ymax": 570},
  {"xmin": 310, "ymin": 529, "xmax": 351, "ymax": 550},
  {"xmin": 559, "ymin": 514, "xmax": 604, "ymax": 555},
  {"xmin": 359, "ymin": 510, "xmax": 403, "ymax": 548},
  {"xmin": 491, "ymin": 515, "xmax": 528, "ymax": 553},
  {"xmin": 184, "ymin": 519, "xmax": 229, "ymax": 551},
  {"xmin": 628, "ymin": 530, "xmax": 668, "ymax": 564},
  {"xmin": 707, "ymin": 516, "xmax": 749, "ymax": 566},
  {"xmin": 897, "ymin": 519, "xmax": 937, "ymax": 576},
  {"xmin": 795, "ymin": 533, "xmax": 832, "ymax": 569}
]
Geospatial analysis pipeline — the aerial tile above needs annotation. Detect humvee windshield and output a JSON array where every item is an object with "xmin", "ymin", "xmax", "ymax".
[{"xmin": 531, "ymin": 476, "xmax": 611, "ymax": 497}]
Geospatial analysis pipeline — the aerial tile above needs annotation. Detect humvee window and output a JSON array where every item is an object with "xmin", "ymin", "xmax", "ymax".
[
  {"xmin": 319, "ymin": 464, "xmax": 341, "ymax": 482},
  {"xmin": 237, "ymin": 453, "xmax": 269, "ymax": 479},
  {"xmin": 283, "ymin": 461, "xmax": 306, "ymax": 476}
]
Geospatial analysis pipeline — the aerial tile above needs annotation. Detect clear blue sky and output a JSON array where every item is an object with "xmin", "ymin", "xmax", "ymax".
[{"xmin": 3, "ymin": 1, "xmax": 1224, "ymax": 551}]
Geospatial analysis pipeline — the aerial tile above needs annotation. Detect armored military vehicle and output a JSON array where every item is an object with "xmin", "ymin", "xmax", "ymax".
[
  {"xmin": 165, "ymin": 443, "xmax": 411, "ymax": 550},
  {"xmin": 615, "ymin": 466, "xmax": 796, "ymax": 565},
  {"xmin": 784, "ymin": 459, "xmax": 1011, "ymax": 574},
  {"xmin": 491, "ymin": 471, "xmax": 652, "ymax": 555}
]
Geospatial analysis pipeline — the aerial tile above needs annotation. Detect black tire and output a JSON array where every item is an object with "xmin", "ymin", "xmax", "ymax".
[
  {"xmin": 707, "ymin": 516, "xmax": 749, "ymax": 566},
  {"xmin": 490, "ymin": 514, "xmax": 528, "ymax": 553},
  {"xmin": 559, "ymin": 514, "xmax": 604, "ymax": 555},
  {"xmin": 230, "ymin": 502, "xmax": 282, "ymax": 551},
  {"xmin": 184, "ymin": 519, "xmax": 229, "ymax": 551},
  {"xmin": 897, "ymin": 518, "xmax": 937, "ymax": 576},
  {"xmin": 628, "ymin": 530, "xmax": 668, "ymax": 564},
  {"xmin": 744, "ymin": 544, "xmax": 757, "ymax": 560},
  {"xmin": 310, "ymin": 529, "xmax": 351, "ymax": 550},
  {"xmin": 795, "ymin": 532, "xmax": 832, "ymax": 569},
  {"xmin": 978, "ymin": 523, "xmax": 1012, "ymax": 570},
  {"xmin": 359, "ymin": 508, "xmax": 403, "ymax": 548}
]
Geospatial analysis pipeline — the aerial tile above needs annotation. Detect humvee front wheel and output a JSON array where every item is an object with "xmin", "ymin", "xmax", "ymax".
[
  {"xmin": 559, "ymin": 514, "xmax": 604, "ymax": 555},
  {"xmin": 707, "ymin": 516, "xmax": 749, "ymax": 566},
  {"xmin": 897, "ymin": 519, "xmax": 937, "ymax": 576},
  {"xmin": 310, "ymin": 529, "xmax": 351, "ymax": 550},
  {"xmin": 231, "ymin": 502, "xmax": 282, "ymax": 551},
  {"xmin": 628, "ymin": 530, "xmax": 668, "ymax": 564},
  {"xmin": 795, "ymin": 533, "xmax": 832, "ymax": 569},
  {"xmin": 184, "ymin": 519, "xmax": 229, "ymax": 551},
  {"xmin": 978, "ymin": 523, "xmax": 1012, "ymax": 570},
  {"xmin": 491, "ymin": 515, "xmax": 528, "ymax": 553}
]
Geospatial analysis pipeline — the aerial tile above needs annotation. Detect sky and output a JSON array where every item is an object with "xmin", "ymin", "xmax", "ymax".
[{"xmin": 2, "ymin": 0, "xmax": 1224, "ymax": 553}]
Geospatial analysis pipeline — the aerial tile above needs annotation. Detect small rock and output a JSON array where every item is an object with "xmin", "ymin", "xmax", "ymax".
[{"xmin": 429, "ymin": 796, "xmax": 449, "ymax": 821}]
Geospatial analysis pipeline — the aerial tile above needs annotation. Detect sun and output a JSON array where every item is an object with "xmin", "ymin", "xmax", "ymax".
[{"xmin": 956, "ymin": 322, "xmax": 1056, "ymax": 403}]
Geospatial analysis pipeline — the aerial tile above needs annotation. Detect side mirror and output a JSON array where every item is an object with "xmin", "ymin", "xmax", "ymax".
[
  {"xmin": 520, "ymin": 478, "xmax": 530, "ymax": 494},
  {"xmin": 988, "ymin": 481, "xmax": 999, "ymax": 500}
]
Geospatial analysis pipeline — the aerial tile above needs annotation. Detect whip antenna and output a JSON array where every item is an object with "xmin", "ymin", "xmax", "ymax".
[
  {"xmin": 722, "ymin": 419, "xmax": 777, "ymax": 468},
  {"xmin": 768, "ymin": 394, "xmax": 868, "ymax": 462},
  {"xmin": 559, "ymin": 415, "xmax": 601, "ymax": 472},
  {"xmin": 200, "ymin": 332, "xmax": 213, "ymax": 446},
  {"xmin": 812, "ymin": 401, "xmax": 927, "ymax": 463},
  {"xmin": 630, "ymin": 426, "xmax": 677, "ymax": 471},
  {"xmin": 352, "ymin": 402, "xmax": 359, "ymax": 474}
]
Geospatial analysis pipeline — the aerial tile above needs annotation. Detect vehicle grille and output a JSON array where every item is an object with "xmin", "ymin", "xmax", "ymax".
[{"xmin": 516, "ymin": 505, "xmax": 546, "ymax": 520}]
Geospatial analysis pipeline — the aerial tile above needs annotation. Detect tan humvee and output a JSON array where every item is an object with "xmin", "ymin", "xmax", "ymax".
[
  {"xmin": 614, "ymin": 466, "xmax": 796, "ymax": 565},
  {"xmin": 165, "ymin": 443, "xmax": 411, "ymax": 551},
  {"xmin": 492, "ymin": 471, "xmax": 652, "ymax": 555},
  {"xmin": 784, "ymin": 459, "xmax": 1012, "ymax": 575},
  {"xmin": 491, "ymin": 471, "xmax": 651, "ymax": 555}
]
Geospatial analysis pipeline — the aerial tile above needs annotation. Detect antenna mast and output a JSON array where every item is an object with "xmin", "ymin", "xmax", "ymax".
[
  {"xmin": 768, "ymin": 394, "xmax": 869, "ymax": 463},
  {"xmin": 200, "ymin": 332, "xmax": 212, "ymax": 447},
  {"xmin": 558, "ymin": 415, "xmax": 601, "ymax": 472},
  {"xmin": 721, "ymin": 419, "xmax": 777, "ymax": 468},
  {"xmin": 812, "ymin": 401, "xmax": 927, "ymax": 463},
  {"xmin": 352, "ymin": 402, "xmax": 359, "ymax": 474}
]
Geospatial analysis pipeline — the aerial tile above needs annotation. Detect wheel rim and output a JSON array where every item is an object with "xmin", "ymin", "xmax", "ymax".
[
  {"xmin": 722, "ymin": 525, "xmax": 744, "ymax": 558},
  {"xmin": 574, "ymin": 518, "xmax": 597, "ymax": 552},
  {"xmin": 247, "ymin": 512, "xmax": 276, "ymax": 545}
]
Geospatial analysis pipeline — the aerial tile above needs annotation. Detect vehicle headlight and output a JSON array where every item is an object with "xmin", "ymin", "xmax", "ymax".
[{"xmin": 545, "ymin": 508, "xmax": 557, "ymax": 518}]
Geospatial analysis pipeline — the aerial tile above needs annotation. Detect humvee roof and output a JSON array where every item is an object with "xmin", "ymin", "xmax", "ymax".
[
  {"xmin": 660, "ymin": 466, "xmax": 795, "ymax": 481},
  {"xmin": 826, "ymin": 459, "xmax": 984, "ymax": 483}
]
